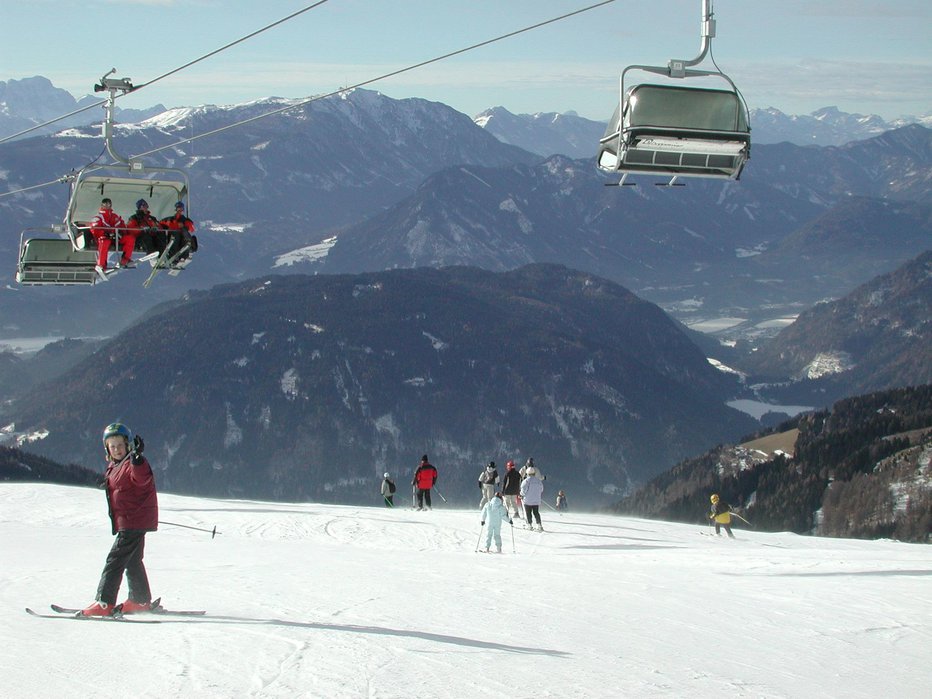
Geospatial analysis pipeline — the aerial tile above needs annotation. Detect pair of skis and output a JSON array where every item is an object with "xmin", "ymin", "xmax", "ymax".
[
  {"xmin": 143, "ymin": 244, "xmax": 192, "ymax": 288},
  {"xmin": 94, "ymin": 251, "xmax": 159, "ymax": 283},
  {"xmin": 25, "ymin": 597, "xmax": 204, "ymax": 623}
]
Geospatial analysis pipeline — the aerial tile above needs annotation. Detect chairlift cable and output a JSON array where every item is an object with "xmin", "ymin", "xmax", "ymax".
[
  {"xmin": 2, "ymin": 0, "xmax": 616, "ymax": 196},
  {"xmin": 0, "ymin": 1, "xmax": 333, "ymax": 147},
  {"xmin": 0, "ymin": 102, "xmax": 107, "ymax": 145},
  {"xmin": 0, "ymin": 144, "xmax": 107, "ymax": 201},
  {"xmin": 130, "ymin": 0, "xmax": 618, "ymax": 161},
  {"xmin": 132, "ymin": 0, "xmax": 332, "ymax": 93},
  {"xmin": 2, "ymin": 177, "xmax": 71, "ymax": 196}
]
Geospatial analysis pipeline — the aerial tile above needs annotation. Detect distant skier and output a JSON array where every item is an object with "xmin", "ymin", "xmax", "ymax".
[
  {"xmin": 520, "ymin": 465, "xmax": 545, "ymax": 531},
  {"xmin": 520, "ymin": 457, "xmax": 544, "ymax": 482},
  {"xmin": 80, "ymin": 422, "xmax": 158, "ymax": 616},
  {"xmin": 412, "ymin": 455, "xmax": 438, "ymax": 510},
  {"xmin": 501, "ymin": 460, "xmax": 522, "ymax": 520},
  {"xmin": 478, "ymin": 461, "xmax": 499, "ymax": 509},
  {"xmin": 480, "ymin": 493, "xmax": 512, "ymax": 553},
  {"xmin": 381, "ymin": 472, "xmax": 396, "ymax": 507},
  {"xmin": 556, "ymin": 490, "xmax": 568, "ymax": 511},
  {"xmin": 709, "ymin": 494, "xmax": 735, "ymax": 538}
]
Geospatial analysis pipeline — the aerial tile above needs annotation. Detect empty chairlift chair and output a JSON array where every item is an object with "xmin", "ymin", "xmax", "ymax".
[
  {"xmin": 598, "ymin": 82, "xmax": 750, "ymax": 182},
  {"xmin": 16, "ymin": 229, "xmax": 100, "ymax": 286},
  {"xmin": 596, "ymin": 0, "xmax": 751, "ymax": 185}
]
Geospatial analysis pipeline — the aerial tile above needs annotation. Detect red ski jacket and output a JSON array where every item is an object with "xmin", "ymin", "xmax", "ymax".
[
  {"xmin": 105, "ymin": 455, "xmax": 158, "ymax": 534},
  {"xmin": 126, "ymin": 211, "xmax": 161, "ymax": 231},
  {"xmin": 414, "ymin": 463, "xmax": 438, "ymax": 490},
  {"xmin": 90, "ymin": 208, "xmax": 125, "ymax": 237},
  {"xmin": 160, "ymin": 213, "xmax": 195, "ymax": 233}
]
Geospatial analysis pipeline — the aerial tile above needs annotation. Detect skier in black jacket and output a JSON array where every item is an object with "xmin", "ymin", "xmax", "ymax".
[{"xmin": 501, "ymin": 460, "xmax": 522, "ymax": 520}]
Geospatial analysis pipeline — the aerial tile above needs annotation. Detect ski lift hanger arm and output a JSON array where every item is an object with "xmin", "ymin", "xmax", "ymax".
[
  {"xmin": 624, "ymin": 0, "xmax": 719, "ymax": 81},
  {"xmin": 669, "ymin": 0, "xmax": 717, "ymax": 75},
  {"xmin": 622, "ymin": 64, "xmax": 741, "ymax": 92}
]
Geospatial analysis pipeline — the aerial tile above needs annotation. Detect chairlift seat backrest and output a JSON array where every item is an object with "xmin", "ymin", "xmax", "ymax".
[
  {"xmin": 625, "ymin": 84, "xmax": 747, "ymax": 133},
  {"xmin": 16, "ymin": 238, "xmax": 99, "ymax": 285},
  {"xmin": 69, "ymin": 175, "xmax": 188, "ymax": 226}
]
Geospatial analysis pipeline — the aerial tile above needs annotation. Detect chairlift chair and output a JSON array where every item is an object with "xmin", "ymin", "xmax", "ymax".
[
  {"xmin": 596, "ymin": 0, "xmax": 750, "ymax": 186},
  {"xmin": 15, "ymin": 70, "xmax": 193, "ymax": 286},
  {"xmin": 16, "ymin": 227, "xmax": 99, "ymax": 286},
  {"xmin": 66, "ymin": 168, "xmax": 189, "ymax": 250}
]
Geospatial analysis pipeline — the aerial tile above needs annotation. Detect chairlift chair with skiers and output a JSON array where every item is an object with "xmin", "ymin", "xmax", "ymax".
[
  {"xmin": 16, "ymin": 70, "xmax": 192, "ymax": 286},
  {"xmin": 596, "ymin": 0, "xmax": 750, "ymax": 187}
]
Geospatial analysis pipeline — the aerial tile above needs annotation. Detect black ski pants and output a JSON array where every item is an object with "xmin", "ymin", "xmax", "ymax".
[
  {"xmin": 416, "ymin": 488, "xmax": 432, "ymax": 509},
  {"xmin": 525, "ymin": 504, "xmax": 541, "ymax": 526},
  {"xmin": 714, "ymin": 522, "xmax": 735, "ymax": 538},
  {"xmin": 95, "ymin": 530, "xmax": 151, "ymax": 606}
]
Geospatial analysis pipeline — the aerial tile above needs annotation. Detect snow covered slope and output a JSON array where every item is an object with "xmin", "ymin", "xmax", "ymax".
[{"xmin": 1, "ymin": 484, "xmax": 929, "ymax": 698}]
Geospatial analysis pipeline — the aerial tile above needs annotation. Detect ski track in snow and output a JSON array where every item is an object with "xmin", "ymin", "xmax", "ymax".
[{"xmin": 1, "ymin": 483, "xmax": 930, "ymax": 699}]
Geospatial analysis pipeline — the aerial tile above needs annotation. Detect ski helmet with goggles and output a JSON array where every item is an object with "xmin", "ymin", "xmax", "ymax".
[
  {"xmin": 710, "ymin": 494, "xmax": 720, "ymax": 503},
  {"xmin": 102, "ymin": 422, "xmax": 132, "ymax": 454}
]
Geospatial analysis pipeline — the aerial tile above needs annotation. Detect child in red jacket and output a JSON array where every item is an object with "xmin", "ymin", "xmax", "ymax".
[{"xmin": 80, "ymin": 423, "xmax": 159, "ymax": 616}]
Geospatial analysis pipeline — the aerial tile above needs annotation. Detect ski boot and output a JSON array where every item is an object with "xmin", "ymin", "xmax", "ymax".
[
  {"xmin": 79, "ymin": 600, "xmax": 116, "ymax": 617},
  {"xmin": 120, "ymin": 599, "xmax": 152, "ymax": 614}
]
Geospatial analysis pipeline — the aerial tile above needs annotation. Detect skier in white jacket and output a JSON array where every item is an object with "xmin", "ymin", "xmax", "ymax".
[
  {"xmin": 480, "ymin": 493, "xmax": 511, "ymax": 552},
  {"xmin": 519, "ymin": 467, "xmax": 545, "ymax": 531}
]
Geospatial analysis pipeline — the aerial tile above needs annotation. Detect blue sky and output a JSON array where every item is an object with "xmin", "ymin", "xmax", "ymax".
[{"xmin": 3, "ymin": 0, "xmax": 930, "ymax": 120}]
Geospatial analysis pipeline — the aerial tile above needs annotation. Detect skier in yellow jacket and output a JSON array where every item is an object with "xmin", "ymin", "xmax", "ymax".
[{"xmin": 709, "ymin": 494, "xmax": 735, "ymax": 538}]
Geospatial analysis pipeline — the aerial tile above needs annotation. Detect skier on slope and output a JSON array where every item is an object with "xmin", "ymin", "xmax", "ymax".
[
  {"xmin": 520, "ymin": 466, "xmax": 545, "ymax": 531},
  {"xmin": 556, "ymin": 490, "xmax": 568, "ymax": 511},
  {"xmin": 520, "ymin": 457, "xmax": 544, "ymax": 482},
  {"xmin": 501, "ymin": 460, "xmax": 522, "ymax": 520},
  {"xmin": 709, "ymin": 494, "xmax": 735, "ymax": 538},
  {"xmin": 412, "ymin": 455, "xmax": 438, "ymax": 510},
  {"xmin": 480, "ymin": 493, "xmax": 512, "ymax": 553},
  {"xmin": 80, "ymin": 423, "xmax": 158, "ymax": 616},
  {"xmin": 381, "ymin": 472, "xmax": 396, "ymax": 507},
  {"xmin": 477, "ymin": 461, "xmax": 499, "ymax": 509}
]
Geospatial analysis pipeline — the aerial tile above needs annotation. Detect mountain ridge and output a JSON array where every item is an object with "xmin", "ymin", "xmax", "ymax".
[
  {"xmin": 7, "ymin": 264, "xmax": 755, "ymax": 506},
  {"xmin": 612, "ymin": 384, "xmax": 932, "ymax": 543}
]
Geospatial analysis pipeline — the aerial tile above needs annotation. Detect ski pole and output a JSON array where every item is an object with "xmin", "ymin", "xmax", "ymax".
[
  {"xmin": 159, "ymin": 520, "xmax": 220, "ymax": 539},
  {"xmin": 475, "ymin": 523, "xmax": 484, "ymax": 552},
  {"xmin": 542, "ymin": 499, "xmax": 557, "ymax": 512},
  {"xmin": 433, "ymin": 488, "xmax": 448, "ymax": 503},
  {"xmin": 510, "ymin": 520, "xmax": 516, "ymax": 554},
  {"xmin": 730, "ymin": 512, "xmax": 752, "ymax": 526}
]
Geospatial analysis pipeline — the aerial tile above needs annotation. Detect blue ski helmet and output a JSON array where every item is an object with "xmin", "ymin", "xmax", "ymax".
[{"xmin": 102, "ymin": 422, "xmax": 132, "ymax": 454}]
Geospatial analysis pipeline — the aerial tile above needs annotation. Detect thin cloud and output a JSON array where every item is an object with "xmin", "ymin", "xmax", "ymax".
[{"xmin": 788, "ymin": 0, "xmax": 930, "ymax": 18}]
